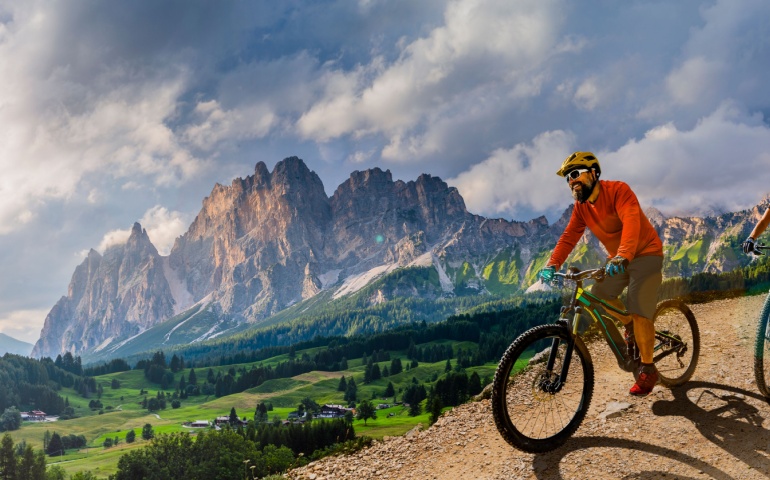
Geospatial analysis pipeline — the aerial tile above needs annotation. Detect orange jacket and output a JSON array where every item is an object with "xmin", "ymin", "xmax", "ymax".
[{"xmin": 547, "ymin": 180, "xmax": 663, "ymax": 269}]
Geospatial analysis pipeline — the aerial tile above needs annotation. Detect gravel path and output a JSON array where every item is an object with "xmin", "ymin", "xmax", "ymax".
[{"xmin": 286, "ymin": 295, "xmax": 770, "ymax": 480}]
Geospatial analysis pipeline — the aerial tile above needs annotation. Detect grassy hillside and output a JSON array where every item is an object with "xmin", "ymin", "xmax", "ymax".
[{"xmin": 7, "ymin": 337, "xmax": 499, "ymax": 479}]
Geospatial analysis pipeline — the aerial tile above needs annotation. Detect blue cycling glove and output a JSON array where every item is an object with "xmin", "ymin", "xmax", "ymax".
[
  {"xmin": 605, "ymin": 256, "xmax": 629, "ymax": 277},
  {"xmin": 538, "ymin": 266, "xmax": 556, "ymax": 284}
]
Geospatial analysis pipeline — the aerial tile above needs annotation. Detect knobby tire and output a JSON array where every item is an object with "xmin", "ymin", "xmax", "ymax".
[
  {"xmin": 491, "ymin": 324, "xmax": 594, "ymax": 453},
  {"xmin": 753, "ymin": 292, "xmax": 770, "ymax": 397}
]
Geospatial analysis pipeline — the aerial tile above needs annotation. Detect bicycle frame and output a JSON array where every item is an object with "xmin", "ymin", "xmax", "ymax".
[
  {"xmin": 557, "ymin": 270, "xmax": 635, "ymax": 372},
  {"xmin": 549, "ymin": 267, "xmax": 691, "ymax": 382}
]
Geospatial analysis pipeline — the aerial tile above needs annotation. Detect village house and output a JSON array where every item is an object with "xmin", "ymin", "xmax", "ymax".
[
  {"xmin": 20, "ymin": 410, "xmax": 47, "ymax": 422},
  {"xmin": 317, "ymin": 404, "xmax": 353, "ymax": 419},
  {"xmin": 214, "ymin": 415, "xmax": 248, "ymax": 426}
]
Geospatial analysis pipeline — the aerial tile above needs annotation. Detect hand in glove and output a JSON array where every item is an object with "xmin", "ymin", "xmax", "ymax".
[
  {"xmin": 538, "ymin": 266, "xmax": 556, "ymax": 284},
  {"xmin": 605, "ymin": 256, "xmax": 629, "ymax": 277},
  {"xmin": 743, "ymin": 236, "xmax": 756, "ymax": 255}
]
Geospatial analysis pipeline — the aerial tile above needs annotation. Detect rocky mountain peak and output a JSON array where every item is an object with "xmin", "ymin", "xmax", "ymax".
[
  {"xmin": 333, "ymin": 167, "xmax": 394, "ymax": 199},
  {"xmin": 644, "ymin": 206, "xmax": 667, "ymax": 227},
  {"xmin": 124, "ymin": 222, "xmax": 158, "ymax": 256},
  {"xmin": 254, "ymin": 161, "xmax": 271, "ymax": 187},
  {"xmin": 34, "ymin": 155, "xmax": 768, "ymax": 361}
]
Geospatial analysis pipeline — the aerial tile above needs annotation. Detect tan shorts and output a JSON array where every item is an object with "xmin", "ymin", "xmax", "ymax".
[{"xmin": 590, "ymin": 255, "xmax": 663, "ymax": 320}]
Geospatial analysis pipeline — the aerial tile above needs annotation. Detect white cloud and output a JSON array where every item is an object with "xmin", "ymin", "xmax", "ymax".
[
  {"xmin": 140, "ymin": 206, "xmax": 190, "ymax": 255},
  {"xmin": 297, "ymin": 0, "xmax": 566, "ymax": 161},
  {"xmin": 97, "ymin": 206, "xmax": 190, "ymax": 255},
  {"xmin": 0, "ymin": 2, "xmax": 206, "ymax": 235},
  {"xmin": 450, "ymin": 102, "xmax": 770, "ymax": 219},
  {"xmin": 0, "ymin": 309, "xmax": 49, "ymax": 344},
  {"xmin": 609, "ymin": 102, "xmax": 770, "ymax": 215},
  {"xmin": 183, "ymin": 99, "xmax": 277, "ymax": 150},
  {"xmin": 665, "ymin": 57, "xmax": 725, "ymax": 106},
  {"xmin": 448, "ymin": 130, "xmax": 576, "ymax": 218},
  {"xmin": 97, "ymin": 230, "xmax": 132, "ymax": 254}
]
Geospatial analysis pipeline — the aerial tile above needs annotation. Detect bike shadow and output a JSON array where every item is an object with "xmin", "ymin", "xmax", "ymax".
[
  {"xmin": 529, "ymin": 380, "xmax": 770, "ymax": 480},
  {"xmin": 530, "ymin": 436, "xmax": 733, "ymax": 480},
  {"xmin": 650, "ymin": 380, "xmax": 770, "ymax": 474}
]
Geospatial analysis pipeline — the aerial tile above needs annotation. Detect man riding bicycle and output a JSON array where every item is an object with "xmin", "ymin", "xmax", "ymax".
[
  {"xmin": 538, "ymin": 152, "xmax": 664, "ymax": 396},
  {"xmin": 742, "ymin": 206, "xmax": 770, "ymax": 255}
]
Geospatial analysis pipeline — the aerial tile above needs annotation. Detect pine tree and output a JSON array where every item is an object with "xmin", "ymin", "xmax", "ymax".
[
  {"xmin": 428, "ymin": 396, "xmax": 443, "ymax": 425},
  {"xmin": 468, "ymin": 371, "xmax": 482, "ymax": 396},
  {"xmin": 337, "ymin": 375, "xmax": 347, "ymax": 392},
  {"xmin": 47, "ymin": 432, "xmax": 64, "ymax": 456},
  {"xmin": 344, "ymin": 378, "xmax": 357, "ymax": 402},
  {"xmin": 390, "ymin": 358, "xmax": 403, "ymax": 375},
  {"xmin": 169, "ymin": 354, "xmax": 180, "ymax": 373},
  {"xmin": 384, "ymin": 382, "xmax": 395, "ymax": 397},
  {"xmin": 0, "ymin": 434, "xmax": 17, "ymax": 479}
]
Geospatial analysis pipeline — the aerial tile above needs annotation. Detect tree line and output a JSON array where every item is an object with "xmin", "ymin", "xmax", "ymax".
[
  {"xmin": 657, "ymin": 254, "xmax": 770, "ymax": 303},
  {"xmin": 0, "ymin": 354, "xmax": 82, "ymax": 424},
  {"xmin": 110, "ymin": 417, "xmax": 356, "ymax": 480}
]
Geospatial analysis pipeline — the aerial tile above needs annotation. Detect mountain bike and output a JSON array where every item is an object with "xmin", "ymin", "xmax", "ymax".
[
  {"xmin": 491, "ymin": 266, "xmax": 700, "ymax": 453},
  {"xmin": 748, "ymin": 244, "xmax": 770, "ymax": 398}
]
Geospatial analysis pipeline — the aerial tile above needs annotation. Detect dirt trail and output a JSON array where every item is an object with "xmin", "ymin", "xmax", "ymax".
[{"xmin": 286, "ymin": 295, "xmax": 770, "ymax": 480}]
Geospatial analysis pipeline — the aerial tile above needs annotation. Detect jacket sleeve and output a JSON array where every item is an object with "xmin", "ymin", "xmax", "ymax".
[
  {"xmin": 547, "ymin": 207, "xmax": 586, "ymax": 270},
  {"xmin": 614, "ymin": 183, "xmax": 642, "ymax": 261}
]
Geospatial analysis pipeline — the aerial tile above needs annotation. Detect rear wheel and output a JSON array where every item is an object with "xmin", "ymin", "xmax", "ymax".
[
  {"xmin": 753, "ymin": 293, "xmax": 770, "ymax": 398},
  {"xmin": 491, "ymin": 324, "xmax": 594, "ymax": 453},
  {"xmin": 652, "ymin": 299, "xmax": 699, "ymax": 386}
]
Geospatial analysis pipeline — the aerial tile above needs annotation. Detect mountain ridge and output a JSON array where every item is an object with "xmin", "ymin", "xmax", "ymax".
[
  {"xmin": 31, "ymin": 156, "xmax": 770, "ymax": 360},
  {"xmin": 0, "ymin": 332, "xmax": 33, "ymax": 356}
]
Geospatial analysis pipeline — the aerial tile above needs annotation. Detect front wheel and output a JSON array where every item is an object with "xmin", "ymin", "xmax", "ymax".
[
  {"xmin": 491, "ymin": 324, "xmax": 594, "ymax": 453},
  {"xmin": 652, "ymin": 299, "xmax": 700, "ymax": 386},
  {"xmin": 753, "ymin": 292, "xmax": 770, "ymax": 398}
]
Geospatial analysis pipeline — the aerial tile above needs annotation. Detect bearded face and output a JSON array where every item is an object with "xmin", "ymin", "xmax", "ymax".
[{"xmin": 570, "ymin": 175, "xmax": 596, "ymax": 203}]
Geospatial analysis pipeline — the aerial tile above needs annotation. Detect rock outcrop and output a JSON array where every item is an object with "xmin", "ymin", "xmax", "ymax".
[{"xmin": 33, "ymin": 224, "xmax": 175, "ymax": 357}]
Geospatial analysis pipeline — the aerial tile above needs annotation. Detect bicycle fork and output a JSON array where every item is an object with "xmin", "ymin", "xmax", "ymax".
[{"xmin": 540, "ymin": 335, "xmax": 575, "ymax": 394}]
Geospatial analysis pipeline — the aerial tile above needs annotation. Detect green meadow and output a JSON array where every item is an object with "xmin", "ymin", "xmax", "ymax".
[{"xmin": 7, "ymin": 341, "xmax": 497, "ymax": 479}]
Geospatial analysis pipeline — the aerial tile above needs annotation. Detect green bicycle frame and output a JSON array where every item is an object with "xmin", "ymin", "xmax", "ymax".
[
  {"xmin": 569, "ymin": 285, "xmax": 634, "ymax": 371},
  {"xmin": 567, "ymin": 282, "xmax": 687, "ymax": 371}
]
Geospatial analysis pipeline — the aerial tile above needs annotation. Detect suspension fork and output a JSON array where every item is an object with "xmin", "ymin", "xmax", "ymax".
[{"xmin": 543, "ymin": 332, "xmax": 575, "ymax": 393}]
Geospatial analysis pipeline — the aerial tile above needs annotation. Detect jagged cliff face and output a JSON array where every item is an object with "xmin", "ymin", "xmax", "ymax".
[
  {"xmin": 31, "ymin": 157, "xmax": 770, "ymax": 359},
  {"xmin": 33, "ymin": 224, "xmax": 175, "ymax": 357},
  {"xmin": 168, "ymin": 157, "xmax": 332, "ymax": 318}
]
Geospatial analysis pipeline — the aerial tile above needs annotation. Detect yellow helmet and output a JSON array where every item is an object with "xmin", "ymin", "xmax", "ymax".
[{"xmin": 556, "ymin": 151, "xmax": 601, "ymax": 177}]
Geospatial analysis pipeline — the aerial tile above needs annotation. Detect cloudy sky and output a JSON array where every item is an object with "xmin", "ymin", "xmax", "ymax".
[{"xmin": 1, "ymin": 0, "xmax": 769, "ymax": 344}]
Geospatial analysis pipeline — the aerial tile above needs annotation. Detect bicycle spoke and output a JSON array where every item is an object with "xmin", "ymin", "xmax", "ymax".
[
  {"xmin": 500, "ymin": 334, "xmax": 587, "ymax": 440},
  {"xmin": 652, "ymin": 300, "xmax": 699, "ymax": 386}
]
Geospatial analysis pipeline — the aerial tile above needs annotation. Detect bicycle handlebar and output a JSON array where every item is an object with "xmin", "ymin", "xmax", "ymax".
[
  {"xmin": 553, "ymin": 267, "xmax": 605, "ymax": 282},
  {"xmin": 753, "ymin": 244, "xmax": 769, "ymax": 256}
]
